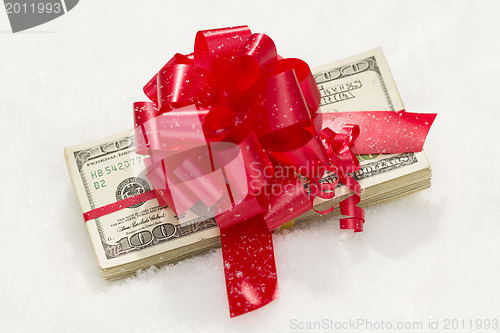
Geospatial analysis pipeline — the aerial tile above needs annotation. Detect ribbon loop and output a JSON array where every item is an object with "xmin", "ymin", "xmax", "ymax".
[
  {"xmin": 250, "ymin": 69, "xmax": 311, "ymax": 137},
  {"xmin": 321, "ymin": 124, "xmax": 361, "ymax": 173},
  {"xmin": 157, "ymin": 64, "xmax": 215, "ymax": 112},
  {"xmin": 273, "ymin": 58, "xmax": 321, "ymax": 114},
  {"xmin": 194, "ymin": 26, "xmax": 252, "ymax": 71},
  {"xmin": 143, "ymin": 53, "xmax": 194, "ymax": 105}
]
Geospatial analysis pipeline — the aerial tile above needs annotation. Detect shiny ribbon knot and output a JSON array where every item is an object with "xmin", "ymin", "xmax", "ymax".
[{"xmin": 129, "ymin": 25, "xmax": 436, "ymax": 317}]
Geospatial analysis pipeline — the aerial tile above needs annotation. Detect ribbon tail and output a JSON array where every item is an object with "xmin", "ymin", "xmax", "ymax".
[
  {"xmin": 339, "ymin": 192, "xmax": 364, "ymax": 232},
  {"xmin": 315, "ymin": 111, "xmax": 437, "ymax": 154},
  {"xmin": 219, "ymin": 215, "xmax": 278, "ymax": 317},
  {"xmin": 338, "ymin": 173, "xmax": 365, "ymax": 232}
]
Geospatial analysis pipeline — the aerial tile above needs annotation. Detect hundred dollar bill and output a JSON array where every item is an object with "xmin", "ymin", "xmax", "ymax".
[
  {"xmin": 307, "ymin": 48, "xmax": 431, "ymax": 208},
  {"xmin": 314, "ymin": 47, "xmax": 404, "ymax": 113},
  {"xmin": 65, "ymin": 133, "xmax": 221, "ymax": 277},
  {"xmin": 65, "ymin": 48, "xmax": 431, "ymax": 279}
]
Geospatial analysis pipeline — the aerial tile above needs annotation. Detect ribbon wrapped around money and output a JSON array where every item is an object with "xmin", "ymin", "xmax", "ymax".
[{"xmin": 120, "ymin": 26, "xmax": 435, "ymax": 317}]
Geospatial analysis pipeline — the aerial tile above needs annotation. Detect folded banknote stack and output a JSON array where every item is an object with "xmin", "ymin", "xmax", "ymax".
[{"xmin": 65, "ymin": 48, "xmax": 432, "ymax": 280}]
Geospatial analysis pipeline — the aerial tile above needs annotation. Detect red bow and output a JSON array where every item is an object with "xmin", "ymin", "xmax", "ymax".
[{"xmin": 132, "ymin": 26, "xmax": 435, "ymax": 317}]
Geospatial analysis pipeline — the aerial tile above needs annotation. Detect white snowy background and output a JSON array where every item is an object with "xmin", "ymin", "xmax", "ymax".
[{"xmin": 1, "ymin": 1, "xmax": 499, "ymax": 332}]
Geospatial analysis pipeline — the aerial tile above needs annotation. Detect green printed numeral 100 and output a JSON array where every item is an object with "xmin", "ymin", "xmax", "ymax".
[{"xmin": 116, "ymin": 223, "xmax": 176, "ymax": 250}]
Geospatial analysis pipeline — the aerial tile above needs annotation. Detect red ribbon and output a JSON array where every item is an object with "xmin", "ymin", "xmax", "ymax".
[
  {"xmin": 315, "ymin": 110, "xmax": 436, "ymax": 154},
  {"xmin": 125, "ymin": 26, "xmax": 436, "ymax": 317},
  {"xmin": 83, "ymin": 191, "xmax": 156, "ymax": 222}
]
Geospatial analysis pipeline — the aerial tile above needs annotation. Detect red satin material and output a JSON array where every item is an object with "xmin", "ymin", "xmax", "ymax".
[
  {"xmin": 129, "ymin": 25, "xmax": 435, "ymax": 317},
  {"xmin": 83, "ymin": 191, "xmax": 157, "ymax": 222},
  {"xmin": 221, "ymin": 215, "xmax": 278, "ymax": 317},
  {"xmin": 315, "ymin": 110, "xmax": 436, "ymax": 154}
]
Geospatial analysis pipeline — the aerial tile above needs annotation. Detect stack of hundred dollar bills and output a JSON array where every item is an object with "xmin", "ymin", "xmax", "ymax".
[{"xmin": 65, "ymin": 48, "xmax": 432, "ymax": 280}]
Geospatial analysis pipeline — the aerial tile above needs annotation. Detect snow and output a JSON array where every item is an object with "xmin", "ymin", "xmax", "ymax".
[{"xmin": 1, "ymin": 1, "xmax": 499, "ymax": 332}]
